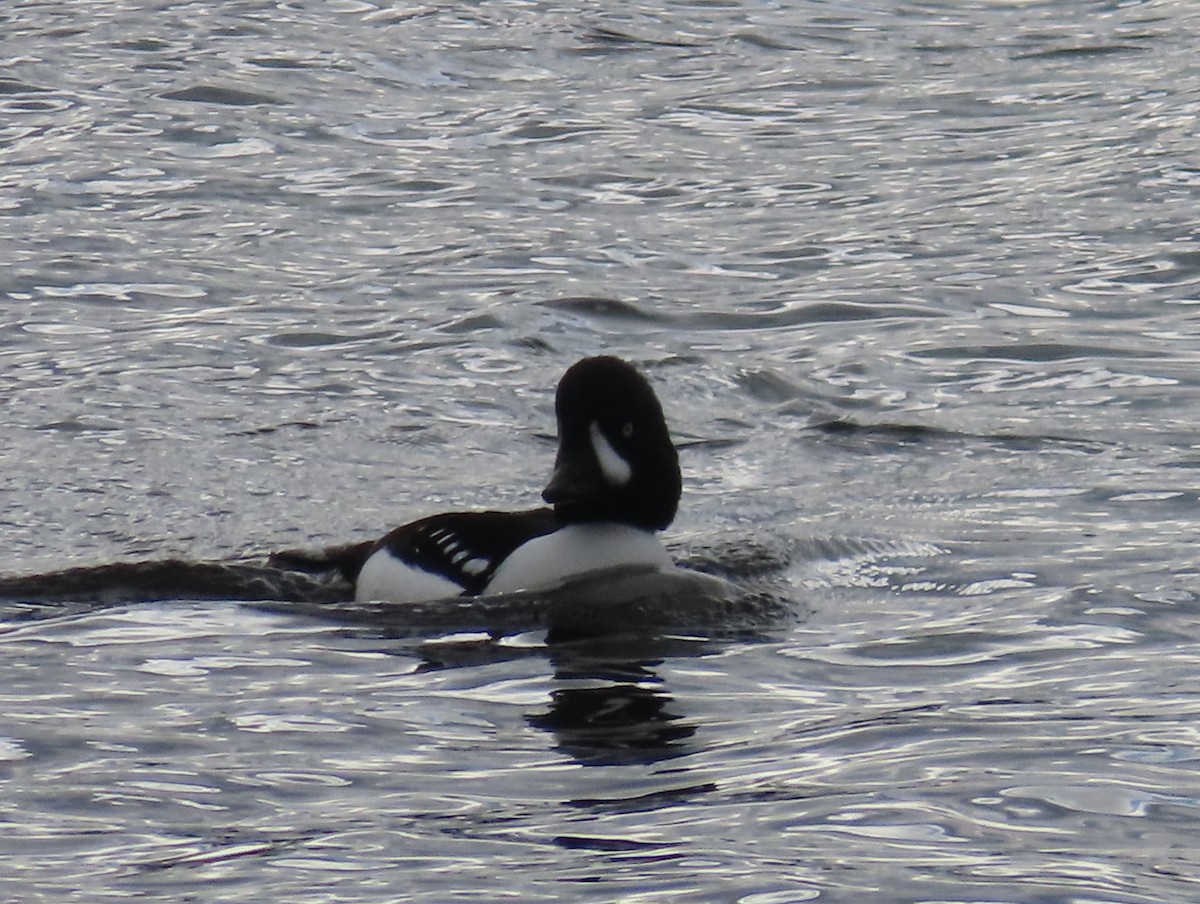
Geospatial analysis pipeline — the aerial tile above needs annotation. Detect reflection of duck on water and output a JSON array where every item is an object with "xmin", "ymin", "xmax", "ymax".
[
  {"xmin": 534, "ymin": 639, "xmax": 710, "ymax": 767},
  {"xmin": 531, "ymin": 678, "xmax": 696, "ymax": 767},
  {"xmin": 416, "ymin": 633, "xmax": 707, "ymax": 766}
]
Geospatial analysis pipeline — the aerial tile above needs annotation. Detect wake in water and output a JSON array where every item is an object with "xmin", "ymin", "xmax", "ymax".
[
  {"xmin": 0, "ymin": 533, "xmax": 800, "ymax": 638},
  {"xmin": 0, "ymin": 529, "xmax": 955, "ymax": 638}
]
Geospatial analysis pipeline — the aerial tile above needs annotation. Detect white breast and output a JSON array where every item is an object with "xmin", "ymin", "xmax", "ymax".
[{"xmin": 484, "ymin": 523, "xmax": 673, "ymax": 596}]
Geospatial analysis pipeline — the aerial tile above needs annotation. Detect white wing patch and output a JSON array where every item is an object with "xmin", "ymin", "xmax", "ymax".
[
  {"xmin": 589, "ymin": 421, "xmax": 632, "ymax": 486},
  {"xmin": 426, "ymin": 527, "xmax": 492, "ymax": 575},
  {"xmin": 461, "ymin": 557, "xmax": 490, "ymax": 577}
]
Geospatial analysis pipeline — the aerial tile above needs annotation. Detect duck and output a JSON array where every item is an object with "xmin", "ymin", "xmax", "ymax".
[{"xmin": 352, "ymin": 356, "xmax": 682, "ymax": 603}]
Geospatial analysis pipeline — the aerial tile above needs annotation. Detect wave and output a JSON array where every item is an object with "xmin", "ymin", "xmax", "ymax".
[{"xmin": 0, "ymin": 542, "xmax": 797, "ymax": 640}]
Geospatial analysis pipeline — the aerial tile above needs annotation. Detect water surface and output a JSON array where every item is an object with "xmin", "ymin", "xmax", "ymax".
[{"xmin": 3, "ymin": 1, "xmax": 1200, "ymax": 901}]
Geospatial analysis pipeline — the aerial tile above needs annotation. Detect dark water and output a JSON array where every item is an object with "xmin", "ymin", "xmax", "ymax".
[{"xmin": 4, "ymin": 1, "xmax": 1200, "ymax": 901}]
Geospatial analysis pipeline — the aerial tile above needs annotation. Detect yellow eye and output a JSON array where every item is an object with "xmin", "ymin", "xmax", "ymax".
[{"xmin": 621, "ymin": 422, "xmax": 634, "ymax": 438}]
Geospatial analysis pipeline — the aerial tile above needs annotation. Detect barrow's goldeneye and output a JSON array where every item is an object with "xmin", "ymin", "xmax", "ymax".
[{"xmin": 352, "ymin": 356, "xmax": 682, "ymax": 603}]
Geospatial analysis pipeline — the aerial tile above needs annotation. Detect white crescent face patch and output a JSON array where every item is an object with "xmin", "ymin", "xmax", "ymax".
[{"xmin": 589, "ymin": 420, "xmax": 632, "ymax": 487}]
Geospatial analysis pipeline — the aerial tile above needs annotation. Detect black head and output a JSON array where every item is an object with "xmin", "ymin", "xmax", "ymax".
[{"xmin": 542, "ymin": 356, "xmax": 681, "ymax": 531}]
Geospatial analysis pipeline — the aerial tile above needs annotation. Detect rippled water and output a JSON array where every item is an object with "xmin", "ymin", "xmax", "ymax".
[{"xmin": 4, "ymin": 1, "xmax": 1200, "ymax": 901}]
